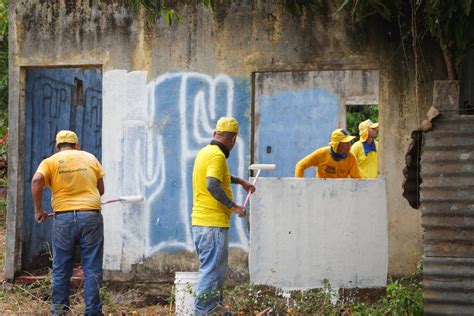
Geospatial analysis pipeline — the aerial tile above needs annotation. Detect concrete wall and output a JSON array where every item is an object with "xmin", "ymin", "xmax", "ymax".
[
  {"xmin": 250, "ymin": 178, "xmax": 388, "ymax": 290},
  {"xmin": 7, "ymin": 0, "xmax": 445, "ymax": 279},
  {"xmin": 102, "ymin": 70, "xmax": 251, "ymax": 273},
  {"xmin": 254, "ymin": 70, "xmax": 378, "ymax": 177}
]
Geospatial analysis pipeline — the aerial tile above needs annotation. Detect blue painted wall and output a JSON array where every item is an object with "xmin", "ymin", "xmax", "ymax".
[
  {"xmin": 23, "ymin": 68, "xmax": 102, "ymax": 268},
  {"xmin": 256, "ymin": 88, "xmax": 339, "ymax": 178},
  {"xmin": 143, "ymin": 73, "xmax": 251, "ymax": 254}
]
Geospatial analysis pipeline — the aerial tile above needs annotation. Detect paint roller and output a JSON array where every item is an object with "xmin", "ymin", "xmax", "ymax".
[
  {"xmin": 46, "ymin": 195, "xmax": 144, "ymax": 217},
  {"xmin": 101, "ymin": 195, "xmax": 144, "ymax": 205},
  {"xmin": 242, "ymin": 163, "xmax": 276, "ymax": 207}
]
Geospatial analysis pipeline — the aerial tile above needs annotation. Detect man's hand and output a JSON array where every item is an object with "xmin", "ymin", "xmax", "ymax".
[
  {"xmin": 231, "ymin": 204, "xmax": 246, "ymax": 218},
  {"xmin": 239, "ymin": 179, "xmax": 256, "ymax": 194},
  {"xmin": 35, "ymin": 208, "xmax": 49, "ymax": 223}
]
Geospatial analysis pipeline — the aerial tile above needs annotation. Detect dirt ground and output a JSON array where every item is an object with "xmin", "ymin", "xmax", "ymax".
[
  {"xmin": 0, "ymin": 199, "xmax": 393, "ymax": 315},
  {"xmin": 0, "ymin": 200, "xmax": 173, "ymax": 315}
]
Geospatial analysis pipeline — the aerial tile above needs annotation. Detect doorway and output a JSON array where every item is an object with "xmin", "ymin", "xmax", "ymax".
[{"xmin": 22, "ymin": 67, "xmax": 102, "ymax": 270}]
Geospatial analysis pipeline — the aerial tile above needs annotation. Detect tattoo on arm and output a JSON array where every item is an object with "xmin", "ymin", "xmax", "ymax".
[
  {"xmin": 230, "ymin": 175, "xmax": 240, "ymax": 184},
  {"xmin": 207, "ymin": 177, "xmax": 235, "ymax": 209}
]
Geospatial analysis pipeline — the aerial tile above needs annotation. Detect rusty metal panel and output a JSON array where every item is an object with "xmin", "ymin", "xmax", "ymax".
[
  {"xmin": 424, "ymin": 256, "xmax": 474, "ymax": 314},
  {"xmin": 421, "ymin": 113, "xmax": 474, "ymax": 314},
  {"xmin": 420, "ymin": 114, "xmax": 474, "ymax": 258}
]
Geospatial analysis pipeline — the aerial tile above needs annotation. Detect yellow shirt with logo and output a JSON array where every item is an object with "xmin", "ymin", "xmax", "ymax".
[
  {"xmin": 295, "ymin": 146, "xmax": 361, "ymax": 178},
  {"xmin": 36, "ymin": 150, "xmax": 105, "ymax": 212},
  {"xmin": 192, "ymin": 144, "xmax": 233, "ymax": 227},
  {"xmin": 351, "ymin": 140, "xmax": 378, "ymax": 178}
]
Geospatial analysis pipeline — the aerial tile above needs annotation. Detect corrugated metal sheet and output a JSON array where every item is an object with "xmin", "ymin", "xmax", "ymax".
[
  {"xmin": 420, "ymin": 113, "xmax": 474, "ymax": 314},
  {"xmin": 424, "ymin": 257, "xmax": 474, "ymax": 315}
]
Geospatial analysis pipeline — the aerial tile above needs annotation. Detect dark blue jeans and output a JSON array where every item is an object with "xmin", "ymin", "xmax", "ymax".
[
  {"xmin": 193, "ymin": 226, "xmax": 229, "ymax": 315},
  {"xmin": 51, "ymin": 211, "xmax": 104, "ymax": 316}
]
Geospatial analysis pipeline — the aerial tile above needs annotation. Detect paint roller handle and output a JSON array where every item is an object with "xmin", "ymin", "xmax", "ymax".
[
  {"xmin": 100, "ymin": 195, "xmax": 144, "ymax": 205},
  {"xmin": 242, "ymin": 190, "xmax": 252, "ymax": 208},
  {"xmin": 231, "ymin": 204, "xmax": 246, "ymax": 218},
  {"xmin": 242, "ymin": 169, "xmax": 261, "ymax": 208},
  {"xmin": 101, "ymin": 199, "xmax": 121, "ymax": 205}
]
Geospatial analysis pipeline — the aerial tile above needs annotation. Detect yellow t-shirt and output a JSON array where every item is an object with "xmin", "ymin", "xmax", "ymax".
[
  {"xmin": 295, "ymin": 146, "xmax": 361, "ymax": 178},
  {"xmin": 192, "ymin": 144, "xmax": 233, "ymax": 227},
  {"xmin": 36, "ymin": 150, "xmax": 105, "ymax": 212},
  {"xmin": 351, "ymin": 140, "xmax": 378, "ymax": 178}
]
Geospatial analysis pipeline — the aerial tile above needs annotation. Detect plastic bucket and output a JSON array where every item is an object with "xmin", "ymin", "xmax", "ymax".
[{"xmin": 174, "ymin": 271, "xmax": 199, "ymax": 315}]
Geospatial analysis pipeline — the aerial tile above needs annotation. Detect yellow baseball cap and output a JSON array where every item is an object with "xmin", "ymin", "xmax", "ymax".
[
  {"xmin": 56, "ymin": 130, "xmax": 79, "ymax": 146},
  {"xmin": 216, "ymin": 117, "xmax": 239, "ymax": 134},
  {"xmin": 359, "ymin": 119, "xmax": 379, "ymax": 142},
  {"xmin": 329, "ymin": 128, "xmax": 355, "ymax": 151}
]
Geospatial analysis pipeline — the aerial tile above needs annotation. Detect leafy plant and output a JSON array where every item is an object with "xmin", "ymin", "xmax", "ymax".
[
  {"xmin": 424, "ymin": 0, "xmax": 474, "ymax": 79},
  {"xmin": 281, "ymin": 0, "xmax": 327, "ymax": 17},
  {"xmin": 291, "ymin": 279, "xmax": 337, "ymax": 313},
  {"xmin": 381, "ymin": 277, "xmax": 423, "ymax": 315},
  {"xmin": 346, "ymin": 104, "xmax": 379, "ymax": 138},
  {"xmin": 100, "ymin": 286, "xmax": 117, "ymax": 312},
  {"xmin": 125, "ymin": 0, "xmax": 181, "ymax": 25},
  {"xmin": 334, "ymin": 0, "xmax": 473, "ymax": 80}
]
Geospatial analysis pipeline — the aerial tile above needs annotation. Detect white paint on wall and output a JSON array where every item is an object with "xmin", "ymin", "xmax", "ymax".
[
  {"xmin": 102, "ymin": 69, "xmax": 127, "ymax": 270},
  {"xmin": 249, "ymin": 177, "xmax": 388, "ymax": 290},
  {"xmin": 102, "ymin": 70, "xmax": 250, "ymax": 271},
  {"xmin": 102, "ymin": 70, "xmax": 151, "ymax": 271}
]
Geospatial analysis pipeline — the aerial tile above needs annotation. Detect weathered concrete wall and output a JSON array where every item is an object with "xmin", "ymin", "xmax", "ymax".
[
  {"xmin": 254, "ymin": 70, "xmax": 379, "ymax": 177},
  {"xmin": 250, "ymin": 178, "xmax": 388, "ymax": 290},
  {"xmin": 101, "ymin": 69, "xmax": 251, "ymax": 275},
  {"xmin": 7, "ymin": 0, "xmax": 445, "ymax": 279}
]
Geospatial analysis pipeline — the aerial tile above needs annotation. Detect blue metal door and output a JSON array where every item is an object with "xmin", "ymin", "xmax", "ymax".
[{"xmin": 23, "ymin": 68, "xmax": 102, "ymax": 269}]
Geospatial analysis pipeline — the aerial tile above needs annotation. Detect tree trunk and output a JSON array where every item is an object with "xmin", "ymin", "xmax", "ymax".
[{"xmin": 443, "ymin": 45, "xmax": 457, "ymax": 80}]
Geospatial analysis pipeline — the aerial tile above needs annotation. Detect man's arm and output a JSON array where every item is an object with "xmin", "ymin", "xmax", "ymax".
[
  {"xmin": 97, "ymin": 178, "xmax": 105, "ymax": 196},
  {"xmin": 349, "ymin": 155, "xmax": 362, "ymax": 179},
  {"xmin": 230, "ymin": 175, "xmax": 255, "ymax": 193},
  {"xmin": 31, "ymin": 172, "xmax": 48, "ymax": 223},
  {"xmin": 207, "ymin": 177, "xmax": 245, "ymax": 217},
  {"xmin": 295, "ymin": 149, "xmax": 319, "ymax": 178}
]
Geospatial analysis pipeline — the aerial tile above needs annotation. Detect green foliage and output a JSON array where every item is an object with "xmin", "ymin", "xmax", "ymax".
[
  {"xmin": 281, "ymin": 0, "xmax": 326, "ymax": 17},
  {"xmin": 334, "ymin": 0, "xmax": 473, "ymax": 79},
  {"xmin": 100, "ymin": 287, "xmax": 117, "ymax": 312},
  {"xmin": 353, "ymin": 275, "xmax": 423, "ymax": 315},
  {"xmin": 424, "ymin": 0, "xmax": 474, "ymax": 69},
  {"xmin": 222, "ymin": 275, "xmax": 422, "ymax": 314},
  {"xmin": 0, "ymin": 196, "xmax": 6, "ymax": 225},
  {"xmin": 381, "ymin": 277, "xmax": 423, "ymax": 315},
  {"xmin": 291, "ymin": 279, "xmax": 336, "ymax": 313},
  {"xmin": 346, "ymin": 104, "xmax": 378, "ymax": 138},
  {"xmin": 334, "ymin": 0, "xmax": 403, "ymax": 23},
  {"xmin": 125, "ymin": 0, "xmax": 181, "ymax": 25},
  {"xmin": 224, "ymin": 283, "xmax": 287, "ymax": 313}
]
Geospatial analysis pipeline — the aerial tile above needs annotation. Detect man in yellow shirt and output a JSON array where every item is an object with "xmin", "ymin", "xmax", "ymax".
[
  {"xmin": 192, "ymin": 117, "xmax": 255, "ymax": 315},
  {"xmin": 351, "ymin": 119, "xmax": 379, "ymax": 178},
  {"xmin": 295, "ymin": 128, "xmax": 361, "ymax": 178},
  {"xmin": 31, "ymin": 130, "xmax": 105, "ymax": 315}
]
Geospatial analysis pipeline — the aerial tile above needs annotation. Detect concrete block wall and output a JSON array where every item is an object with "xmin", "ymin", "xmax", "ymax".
[{"xmin": 250, "ymin": 178, "xmax": 388, "ymax": 290}]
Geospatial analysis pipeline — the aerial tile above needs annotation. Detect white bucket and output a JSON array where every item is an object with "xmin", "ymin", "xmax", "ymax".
[{"xmin": 175, "ymin": 271, "xmax": 199, "ymax": 316}]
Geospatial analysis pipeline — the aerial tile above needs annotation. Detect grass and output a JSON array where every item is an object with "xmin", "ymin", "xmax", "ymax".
[
  {"xmin": 220, "ymin": 274, "xmax": 422, "ymax": 315},
  {"xmin": 0, "ymin": 196, "xmax": 423, "ymax": 314}
]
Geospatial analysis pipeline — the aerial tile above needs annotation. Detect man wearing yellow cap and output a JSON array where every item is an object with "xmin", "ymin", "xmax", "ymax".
[
  {"xmin": 351, "ymin": 119, "xmax": 379, "ymax": 178},
  {"xmin": 31, "ymin": 130, "xmax": 105, "ymax": 315},
  {"xmin": 192, "ymin": 117, "xmax": 255, "ymax": 315},
  {"xmin": 295, "ymin": 128, "xmax": 361, "ymax": 178}
]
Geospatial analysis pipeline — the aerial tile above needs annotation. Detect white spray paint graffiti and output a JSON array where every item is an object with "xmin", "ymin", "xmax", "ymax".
[{"xmin": 103, "ymin": 71, "xmax": 250, "ymax": 271}]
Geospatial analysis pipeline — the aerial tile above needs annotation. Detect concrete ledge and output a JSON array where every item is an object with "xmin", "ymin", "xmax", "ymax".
[{"xmin": 249, "ymin": 177, "xmax": 388, "ymax": 290}]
